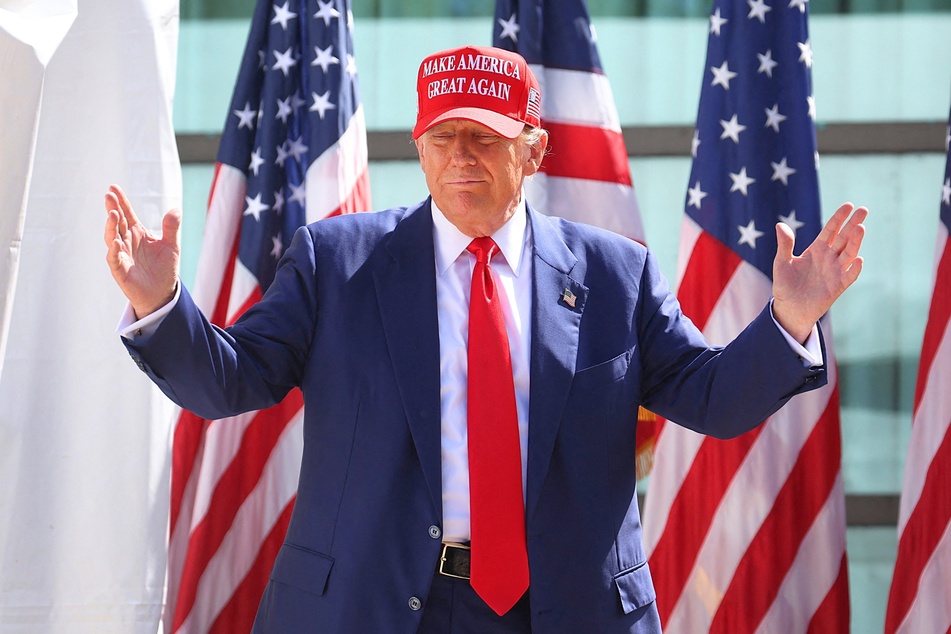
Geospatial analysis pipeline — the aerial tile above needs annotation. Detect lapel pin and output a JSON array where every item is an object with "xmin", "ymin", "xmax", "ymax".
[{"xmin": 561, "ymin": 288, "xmax": 577, "ymax": 308}]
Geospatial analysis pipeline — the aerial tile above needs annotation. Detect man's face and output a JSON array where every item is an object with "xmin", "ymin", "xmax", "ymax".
[{"xmin": 415, "ymin": 120, "xmax": 545, "ymax": 238}]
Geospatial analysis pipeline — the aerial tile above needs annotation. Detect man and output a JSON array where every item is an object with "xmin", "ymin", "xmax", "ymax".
[{"xmin": 105, "ymin": 45, "xmax": 866, "ymax": 632}]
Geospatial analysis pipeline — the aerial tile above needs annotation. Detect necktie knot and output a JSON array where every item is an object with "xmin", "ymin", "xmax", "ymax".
[{"xmin": 467, "ymin": 237, "xmax": 498, "ymax": 264}]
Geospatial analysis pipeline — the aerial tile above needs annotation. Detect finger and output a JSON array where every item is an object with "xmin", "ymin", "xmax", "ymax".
[
  {"xmin": 162, "ymin": 208, "xmax": 183, "ymax": 247},
  {"xmin": 109, "ymin": 183, "xmax": 143, "ymax": 229},
  {"xmin": 815, "ymin": 202, "xmax": 855, "ymax": 246},
  {"xmin": 775, "ymin": 221, "xmax": 795, "ymax": 261},
  {"xmin": 831, "ymin": 205, "xmax": 868, "ymax": 255},
  {"xmin": 838, "ymin": 222, "xmax": 866, "ymax": 268}
]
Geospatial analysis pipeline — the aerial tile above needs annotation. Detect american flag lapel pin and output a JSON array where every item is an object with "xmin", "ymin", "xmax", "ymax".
[{"xmin": 561, "ymin": 288, "xmax": 576, "ymax": 308}]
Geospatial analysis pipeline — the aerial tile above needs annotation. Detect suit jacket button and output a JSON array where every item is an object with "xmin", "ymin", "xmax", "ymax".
[
  {"xmin": 408, "ymin": 596, "xmax": 422, "ymax": 611},
  {"xmin": 429, "ymin": 525, "xmax": 441, "ymax": 539}
]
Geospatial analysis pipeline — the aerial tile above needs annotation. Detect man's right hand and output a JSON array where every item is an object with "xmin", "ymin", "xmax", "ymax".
[{"xmin": 104, "ymin": 184, "xmax": 181, "ymax": 319}]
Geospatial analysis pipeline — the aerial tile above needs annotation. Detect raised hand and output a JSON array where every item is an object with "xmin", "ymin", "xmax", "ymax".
[
  {"xmin": 771, "ymin": 202, "xmax": 868, "ymax": 343},
  {"xmin": 104, "ymin": 184, "xmax": 182, "ymax": 318}
]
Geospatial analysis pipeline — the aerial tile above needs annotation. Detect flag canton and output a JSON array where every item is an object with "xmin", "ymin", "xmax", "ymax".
[
  {"xmin": 493, "ymin": 0, "xmax": 603, "ymax": 73},
  {"xmin": 218, "ymin": 0, "xmax": 362, "ymax": 290},
  {"xmin": 686, "ymin": 0, "xmax": 821, "ymax": 279},
  {"xmin": 941, "ymin": 113, "xmax": 950, "ymax": 233}
]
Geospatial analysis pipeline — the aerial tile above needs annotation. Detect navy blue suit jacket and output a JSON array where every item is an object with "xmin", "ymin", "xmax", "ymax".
[{"xmin": 125, "ymin": 199, "xmax": 826, "ymax": 632}]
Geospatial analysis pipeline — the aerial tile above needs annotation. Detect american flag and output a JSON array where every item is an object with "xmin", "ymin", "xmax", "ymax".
[
  {"xmin": 885, "ymin": 103, "xmax": 951, "ymax": 634},
  {"xmin": 491, "ymin": 0, "xmax": 645, "ymax": 243},
  {"xmin": 642, "ymin": 1, "xmax": 850, "ymax": 631},
  {"xmin": 164, "ymin": 1, "xmax": 370, "ymax": 631},
  {"xmin": 491, "ymin": 0, "xmax": 656, "ymax": 477}
]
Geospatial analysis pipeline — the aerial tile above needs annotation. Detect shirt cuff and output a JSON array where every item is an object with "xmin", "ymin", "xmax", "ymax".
[
  {"xmin": 116, "ymin": 281, "xmax": 181, "ymax": 341},
  {"xmin": 768, "ymin": 298, "xmax": 823, "ymax": 368}
]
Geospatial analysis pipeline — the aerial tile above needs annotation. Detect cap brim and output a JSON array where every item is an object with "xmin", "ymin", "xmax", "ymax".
[{"xmin": 412, "ymin": 107, "xmax": 525, "ymax": 139}]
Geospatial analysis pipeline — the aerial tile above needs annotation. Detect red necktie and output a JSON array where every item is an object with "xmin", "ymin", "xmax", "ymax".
[{"xmin": 466, "ymin": 237, "xmax": 530, "ymax": 616}]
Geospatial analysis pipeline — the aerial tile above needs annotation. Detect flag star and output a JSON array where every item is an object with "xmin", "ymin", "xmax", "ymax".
[
  {"xmin": 687, "ymin": 181, "xmax": 708, "ymax": 209},
  {"xmin": 345, "ymin": 53, "xmax": 357, "ymax": 76},
  {"xmin": 738, "ymin": 219, "xmax": 765, "ymax": 247},
  {"xmin": 757, "ymin": 49, "xmax": 778, "ymax": 78},
  {"xmin": 347, "ymin": 9, "xmax": 354, "ymax": 30},
  {"xmin": 314, "ymin": 0, "xmax": 340, "ymax": 26},
  {"xmin": 288, "ymin": 136, "xmax": 308, "ymax": 161},
  {"xmin": 312, "ymin": 44, "xmax": 339, "ymax": 72},
  {"xmin": 945, "ymin": 124, "xmax": 950, "ymax": 152},
  {"xmin": 588, "ymin": 22, "xmax": 598, "ymax": 43},
  {"xmin": 276, "ymin": 96, "xmax": 294, "ymax": 123},
  {"xmin": 710, "ymin": 61, "xmax": 738, "ymax": 90},
  {"xmin": 273, "ymin": 47, "xmax": 298, "ymax": 77},
  {"xmin": 271, "ymin": 2, "xmax": 297, "ymax": 30},
  {"xmin": 764, "ymin": 104, "xmax": 787, "ymax": 132},
  {"xmin": 273, "ymin": 189, "xmax": 286, "ymax": 215},
  {"xmin": 789, "ymin": 0, "xmax": 809, "ymax": 12},
  {"xmin": 942, "ymin": 177, "xmax": 951, "ymax": 206},
  {"xmin": 244, "ymin": 193, "xmax": 269, "ymax": 221},
  {"xmin": 709, "ymin": 7, "xmax": 728, "ymax": 36},
  {"xmin": 807, "ymin": 95, "xmax": 817, "ymax": 120},
  {"xmin": 779, "ymin": 210, "xmax": 806, "ymax": 233},
  {"xmin": 291, "ymin": 91, "xmax": 307, "ymax": 112},
  {"xmin": 288, "ymin": 182, "xmax": 306, "ymax": 205},
  {"xmin": 276, "ymin": 142, "xmax": 292, "ymax": 167},
  {"xmin": 814, "ymin": 150, "xmax": 821, "ymax": 170},
  {"xmin": 691, "ymin": 129, "xmax": 701, "ymax": 158},
  {"xmin": 233, "ymin": 102, "xmax": 257, "ymax": 130},
  {"xmin": 310, "ymin": 90, "xmax": 336, "ymax": 118},
  {"xmin": 271, "ymin": 234, "xmax": 283, "ymax": 259},
  {"xmin": 747, "ymin": 0, "xmax": 771, "ymax": 23},
  {"xmin": 249, "ymin": 148, "xmax": 265, "ymax": 175},
  {"xmin": 498, "ymin": 13, "xmax": 520, "ymax": 42},
  {"xmin": 258, "ymin": 49, "xmax": 267, "ymax": 70},
  {"xmin": 729, "ymin": 167, "xmax": 756, "ymax": 196},
  {"xmin": 720, "ymin": 114, "xmax": 747, "ymax": 143},
  {"xmin": 258, "ymin": 100, "xmax": 264, "ymax": 124},
  {"xmin": 770, "ymin": 157, "xmax": 797, "ymax": 185},
  {"xmin": 798, "ymin": 40, "xmax": 813, "ymax": 68}
]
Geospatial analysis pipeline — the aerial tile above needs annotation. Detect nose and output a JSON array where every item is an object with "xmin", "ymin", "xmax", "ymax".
[{"xmin": 448, "ymin": 136, "xmax": 477, "ymax": 165}]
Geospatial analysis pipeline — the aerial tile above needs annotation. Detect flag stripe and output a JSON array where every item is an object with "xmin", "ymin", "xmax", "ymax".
[
  {"xmin": 710, "ymin": 389, "xmax": 842, "ymax": 633},
  {"xmin": 913, "ymin": 236, "xmax": 951, "ymax": 414},
  {"xmin": 894, "ymin": 523, "xmax": 951, "ymax": 634},
  {"xmin": 525, "ymin": 174, "xmax": 644, "ymax": 239},
  {"xmin": 805, "ymin": 553, "xmax": 850, "ymax": 634},
  {"xmin": 886, "ymin": 420, "xmax": 951, "ymax": 632},
  {"xmin": 541, "ymin": 122, "xmax": 631, "ymax": 185},
  {"xmin": 677, "ymin": 231, "xmax": 743, "ymax": 333},
  {"xmin": 172, "ymin": 391, "xmax": 303, "ymax": 630}
]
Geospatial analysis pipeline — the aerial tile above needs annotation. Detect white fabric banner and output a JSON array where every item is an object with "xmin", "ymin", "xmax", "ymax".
[{"xmin": 0, "ymin": 1, "xmax": 180, "ymax": 632}]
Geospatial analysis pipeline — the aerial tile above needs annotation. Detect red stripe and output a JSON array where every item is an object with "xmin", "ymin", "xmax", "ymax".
[
  {"xmin": 208, "ymin": 498, "xmax": 296, "ymax": 634},
  {"xmin": 169, "ymin": 411, "xmax": 208, "ymax": 538},
  {"xmin": 541, "ymin": 121, "xmax": 632, "ymax": 185},
  {"xmin": 651, "ymin": 427, "xmax": 763, "ymax": 625},
  {"xmin": 171, "ymin": 390, "xmax": 304, "ymax": 631},
  {"xmin": 885, "ymin": 417, "xmax": 951, "ymax": 633},
  {"xmin": 807, "ymin": 553, "xmax": 851, "ymax": 634},
  {"xmin": 913, "ymin": 237, "xmax": 951, "ymax": 416},
  {"xmin": 709, "ymin": 388, "xmax": 844, "ymax": 632},
  {"xmin": 677, "ymin": 232, "xmax": 743, "ymax": 332}
]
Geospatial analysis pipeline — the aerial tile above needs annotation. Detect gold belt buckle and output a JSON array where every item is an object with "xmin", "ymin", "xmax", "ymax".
[{"xmin": 439, "ymin": 542, "xmax": 471, "ymax": 579}]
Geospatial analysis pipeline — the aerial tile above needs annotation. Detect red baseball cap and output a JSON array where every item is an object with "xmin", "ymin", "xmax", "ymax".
[{"xmin": 412, "ymin": 45, "xmax": 542, "ymax": 139}]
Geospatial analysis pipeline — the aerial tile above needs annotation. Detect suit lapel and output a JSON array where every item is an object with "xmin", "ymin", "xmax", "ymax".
[
  {"xmin": 372, "ymin": 200, "xmax": 443, "ymax": 517},
  {"xmin": 525, "ymin": 207, "xmax": 586, "ymax": 524}
]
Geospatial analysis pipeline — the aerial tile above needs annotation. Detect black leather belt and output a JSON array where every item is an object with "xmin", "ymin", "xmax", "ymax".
[{"xmin": 438, "ymin": 542, "xmax": 471, "ymax": 580}]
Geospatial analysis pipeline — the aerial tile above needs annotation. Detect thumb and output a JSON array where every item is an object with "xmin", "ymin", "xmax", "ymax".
[
  {"xmin": 162, "ymin": 208, "xmax": 183, "ymax": 248},
  {"xmin": 775, "ymin": 222, "xmax": 795, "ymax": 262}
]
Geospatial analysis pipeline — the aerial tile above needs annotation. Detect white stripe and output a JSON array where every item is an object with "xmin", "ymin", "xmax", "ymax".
[
  {"xmin": 527, "ymin": 174, "xmax": 645, "ymax": 242},
  {"xmin": 531, "ymin": 65, "xmax": 621, "ymax": 130},
  {"xmin": 304, "ymin": 105, "xmax": 370, "ymax": 222},
  {"xmin": 703, "ymin": 263, "xmax": 770, "ymax": 345},
  {"xmin": 674, "ymin": 216, "xmax": 703, "ymax": 288},
  {"xmin": 896, "ymin": 521, "xmax": 951, "ymax": 634},
  {"xmin": 227, "ymin": 261, "xmax": 260, "ymax": 325},
  {"xmin": 756, "ymin": 475, "xmax": 847, "ymax": 634},
  {"xmin": 192, "ymin": 165, "xmax": 246, "ymax": 314},
  {"xmin": 642, "ymin": 425, "xmax": 705, "ymax": 556},
  {"xmin": 897, "ymin": 267, "xmax": 951, "ymax": 532},
  {"xmin": 664, "ymin": 378, "xmax": 833, "ymax": 632},
  {"xmin": 175, "ymin": 411, "xmax": 304, "ymax": 634}
]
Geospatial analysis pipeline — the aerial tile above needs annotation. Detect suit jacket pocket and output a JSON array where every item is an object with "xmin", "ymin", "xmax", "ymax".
[
  {"xmin": 270, "ymin": 543, "xmax": 335, "ymax": 596},
  {"xmin": 572, "ymin": 348, "xmax": 634, "ymax": 393},
  {"xmin": 614, "ymin": 560, "xmax": 656, "ymax": 614}
]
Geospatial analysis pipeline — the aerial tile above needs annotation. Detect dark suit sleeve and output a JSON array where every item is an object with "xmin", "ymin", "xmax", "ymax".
[
  {"xmin": 122, "ymin": 225, "xmax": 321, "ymax": 420},
  {"xmin": 635, "ymin": 250, "xmax": 827, "ymax": 439}
]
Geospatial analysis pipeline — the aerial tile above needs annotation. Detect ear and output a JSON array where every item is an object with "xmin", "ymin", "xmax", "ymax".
[{"xmin": 524, "ymin": 131, "xmax": 548, "ymax": 175}]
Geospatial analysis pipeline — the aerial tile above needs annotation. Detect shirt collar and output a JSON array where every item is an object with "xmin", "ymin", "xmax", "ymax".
[{"xmin": 431, "ymin": 196, "xmax": 529, "ymax": 276}]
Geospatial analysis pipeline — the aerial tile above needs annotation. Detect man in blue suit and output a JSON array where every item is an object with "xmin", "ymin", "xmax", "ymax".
[{"xmin": 105, "ymin": 46, "xmax": 866, "ymax": 632}]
